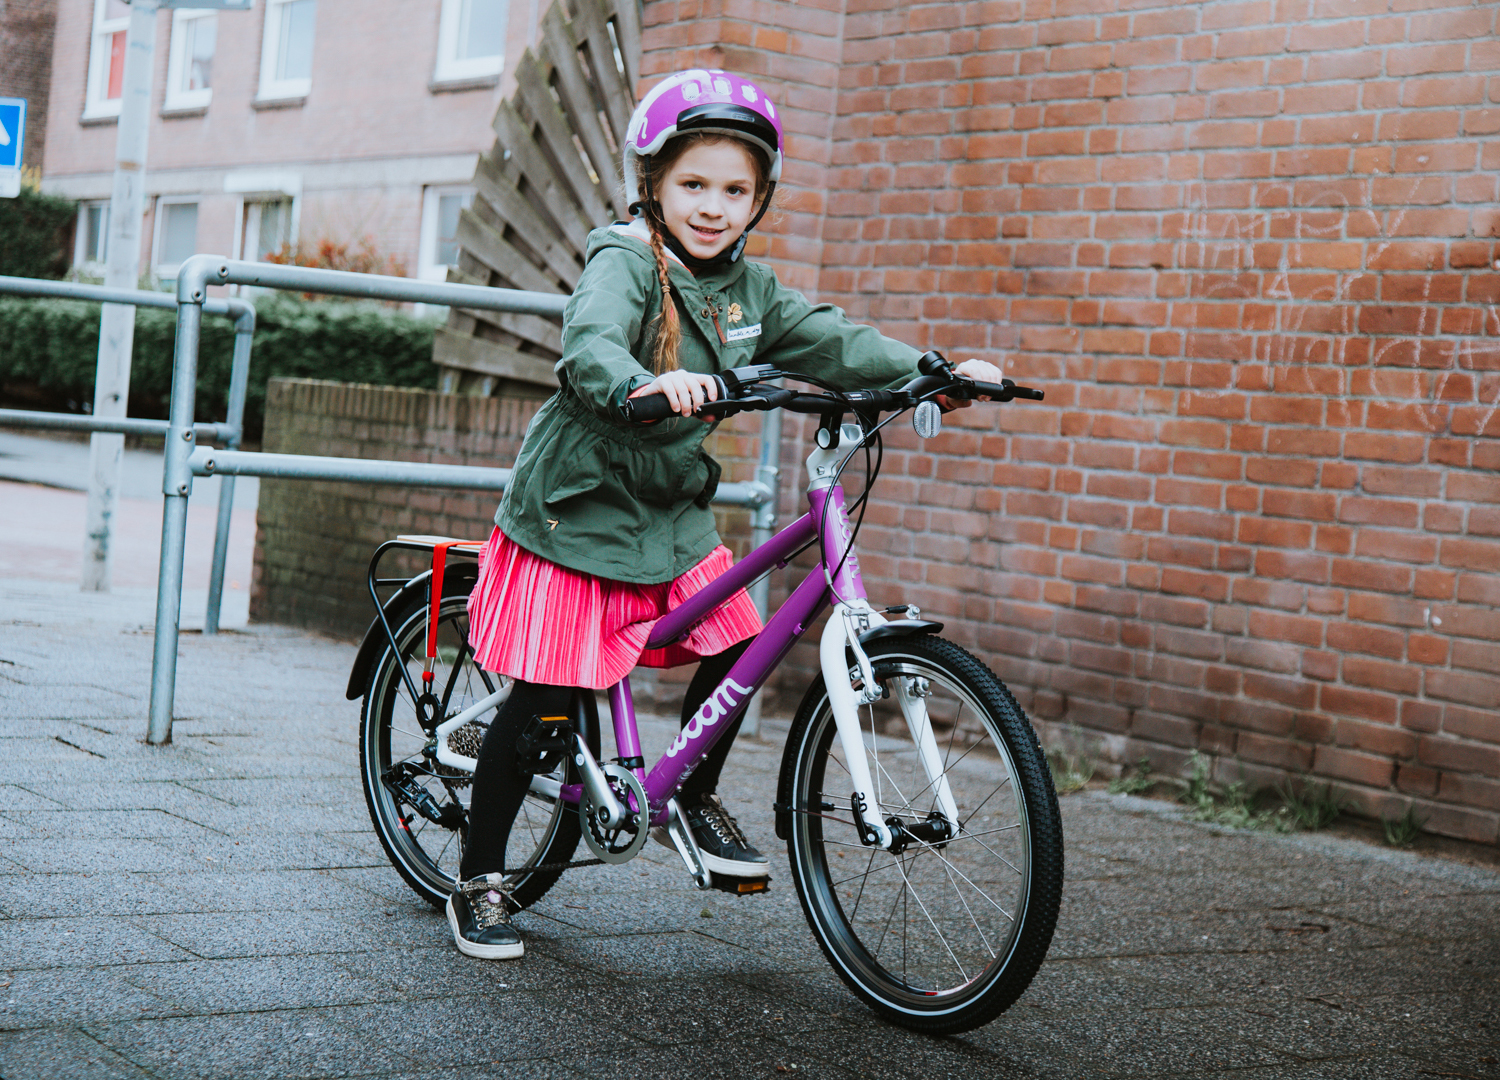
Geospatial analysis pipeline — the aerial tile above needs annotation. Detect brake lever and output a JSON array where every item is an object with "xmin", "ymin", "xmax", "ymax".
[{"xmin": 696, "ymin": 386, "xmax": 794, "ymax": 420}]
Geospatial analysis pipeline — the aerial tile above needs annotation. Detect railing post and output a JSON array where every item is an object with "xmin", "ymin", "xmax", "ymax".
[
  {"xmin": 148, "ymin": 258, "xmax": 215, "ymax": 745},
  {"xmin": 204, "ymin": 300, "xmax": 256, "ymax": 635},
  {"xmin": 740, "ymin": 405, "xmax": 782, "ymax": 739}
]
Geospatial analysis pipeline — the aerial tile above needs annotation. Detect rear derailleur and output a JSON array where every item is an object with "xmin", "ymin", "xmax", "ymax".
[{"xmin": 382, "ymin": 761, "xmax": 465, "ymax": 830}]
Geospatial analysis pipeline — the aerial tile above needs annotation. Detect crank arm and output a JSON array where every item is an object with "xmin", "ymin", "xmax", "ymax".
[
  {"xmin": 573, "ymin": 734, "xmax": 628, "ymax": 828},
  {"xmin": 663, "ymin": 797, "xmax": 713, "ymax": 890}
]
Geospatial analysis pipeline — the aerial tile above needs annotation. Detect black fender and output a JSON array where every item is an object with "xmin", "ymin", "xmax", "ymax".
[
  {"xmin": 344, "ymin": 564, "xmax": 479, "ymax": 700},
  {"xmin": 857, "ymin": 619, "xmax": 943, "ymax": 647}
]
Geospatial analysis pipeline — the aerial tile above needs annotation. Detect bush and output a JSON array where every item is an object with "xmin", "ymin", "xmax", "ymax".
[
  {"xmin": 0, "ymin": 292, "xmax": 439, "ymax": 440},
  {"xmin": 0, "ymin": 188, "xmax": 76, "ymax": 279}
]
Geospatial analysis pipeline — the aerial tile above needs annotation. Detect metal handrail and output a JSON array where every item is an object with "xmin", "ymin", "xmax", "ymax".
[
  {"xmin": 0, "ymin": 275, "xmax": 256, "ymax": 635},
  {"xmin": 140, "ymin": 256, "xmax": 779, "ymax": 743}
]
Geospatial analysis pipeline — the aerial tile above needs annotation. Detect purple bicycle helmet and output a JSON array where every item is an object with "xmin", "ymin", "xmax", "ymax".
[{"xmin": 623, "ymin": 70, "xmax": 784, "ymax": 265}]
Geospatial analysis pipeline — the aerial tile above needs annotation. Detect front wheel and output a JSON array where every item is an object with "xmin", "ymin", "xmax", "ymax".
[{"xmin": 778, "ymin": 634, "xmax": 1063, "ymax": 1034}]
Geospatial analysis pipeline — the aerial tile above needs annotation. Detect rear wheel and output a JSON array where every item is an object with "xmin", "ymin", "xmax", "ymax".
[
  {"xmin": 779, "ymin": 634, "xmax": 1063, "ymax": 1034},
  {"xmin": 359, "ymin": 579, "xmax": 589, "ymax": 909}
]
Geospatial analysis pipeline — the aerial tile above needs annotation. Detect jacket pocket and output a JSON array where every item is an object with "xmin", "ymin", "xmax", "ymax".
[
  {"xmin": 543, "ymin": 440, "xmax": 607, "ymax": 507},
  {"xmin": 691, "ymin": 449, "xmax": 722, "ymax": 509}
]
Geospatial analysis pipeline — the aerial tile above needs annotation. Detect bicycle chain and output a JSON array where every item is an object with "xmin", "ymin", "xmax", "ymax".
[{"xmin": 519, "ymin": 857, "xmax": 606, "ymax": 874}]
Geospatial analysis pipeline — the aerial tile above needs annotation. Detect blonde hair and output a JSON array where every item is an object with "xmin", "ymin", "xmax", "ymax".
[{"xmin": 636, "ymin": 134, "xmax": 771, "ymax": 375}]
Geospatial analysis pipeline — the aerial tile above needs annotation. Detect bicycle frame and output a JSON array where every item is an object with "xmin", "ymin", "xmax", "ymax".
[{"xmin": 429, "ymin": 424, "xmax": 957, "ymax": 854}]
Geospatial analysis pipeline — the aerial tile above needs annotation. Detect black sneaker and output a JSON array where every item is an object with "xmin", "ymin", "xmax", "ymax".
[
  {"xmin": 446, "ymin": 874, "xmax": 524, "ymax": 960},
  {"xmin": 683, "ymin": 793, "xmax": 769, "ymax": 878}
]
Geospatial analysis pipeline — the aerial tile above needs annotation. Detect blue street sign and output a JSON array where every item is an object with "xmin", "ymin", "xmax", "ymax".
[{"xmin": 0, "ymin": 98, "xmax": 25, "ymax": 171}]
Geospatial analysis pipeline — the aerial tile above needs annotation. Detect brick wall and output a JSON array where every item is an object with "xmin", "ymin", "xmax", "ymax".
[
  {"xmin": 251, "ymin": 378, "xmax": 540, "ymax": 638},
  {"xmin": 642, "ymin": 0, "xmax": 1500, "ymax": 843},
  {"xmin": 0, "ymin": 0, "xmax": 56, "ymax": 171}
]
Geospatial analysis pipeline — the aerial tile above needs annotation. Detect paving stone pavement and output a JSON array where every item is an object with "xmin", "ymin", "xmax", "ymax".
[{"xmin": 1, "ymin": 577, "xmax": 1498, "ymax": 1080}]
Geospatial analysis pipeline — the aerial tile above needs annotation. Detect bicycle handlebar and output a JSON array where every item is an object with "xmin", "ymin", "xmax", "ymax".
[{"xmin": 617, "ymin": 352, "xmax": 1044, "ymax": 424}]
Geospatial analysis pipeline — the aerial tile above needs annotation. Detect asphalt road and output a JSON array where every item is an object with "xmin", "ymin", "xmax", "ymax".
[{"xmin": 0, "ymin": 574, "xmax": 1496, "ymax": 1079}]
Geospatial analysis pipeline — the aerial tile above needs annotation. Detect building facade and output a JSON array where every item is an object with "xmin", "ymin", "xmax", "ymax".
[
  {"xmin": 0, "ymin": 0, "xmax": 58, "ymax": 174},
  {"xmin": 41, "ymin": 0, "xmax": 538, "ymax": 283}
]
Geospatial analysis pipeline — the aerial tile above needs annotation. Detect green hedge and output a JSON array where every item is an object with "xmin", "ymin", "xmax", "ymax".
[
  {"xmin": 0, "ymin": 293, "xmax": 439, "ymax": 440},
  {"xmin": 0, "ymin": 188, "xmax": 76, "ymax": 279}
]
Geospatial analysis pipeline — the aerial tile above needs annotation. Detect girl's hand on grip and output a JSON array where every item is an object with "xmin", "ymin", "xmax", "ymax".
[
  {"xmin": 938, "ymin": 358, "xmax": 1004, "ymax": 410},
  {"xmin": 629, "ymin": 369, "xmax": 720, "ymax": 419}
]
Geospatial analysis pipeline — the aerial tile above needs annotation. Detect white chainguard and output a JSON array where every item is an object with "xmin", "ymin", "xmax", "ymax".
[{"xmin": 819, "ymin": 601, "xmax": 894, "ymax": 850}]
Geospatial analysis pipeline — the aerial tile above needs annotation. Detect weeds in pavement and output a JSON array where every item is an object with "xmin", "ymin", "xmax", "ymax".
[
  {"xmin": 1046, "ymin": 725, "xmax": 1096, "ymax": 794},
  {"xmin": 1181, "ymin": 754, "xmax": 1277, "ymax": 828},
  {"xmin": 1277, "ymin": 777, "xmax": 1346, "ymax": 832},
  {"xmin": 1171, "ymin": 755, "xmax": 1349, "ymax": 834},
  {"xmin": 1108, "ymin": 757, "xmax": 1158, "ymax": 796},
  {"xmin": 1382, "ymin": 805, "xmax": 1425, "ymax": 847}
]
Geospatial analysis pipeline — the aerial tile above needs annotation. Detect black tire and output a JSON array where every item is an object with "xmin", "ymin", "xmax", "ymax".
[
  {"xmin": 777, "ymin": 634, "xmax": 1063, "ymax": 1034},
  {"xmin": 358, "ymin": 575, "xmax": 590, "ymax": 910}
]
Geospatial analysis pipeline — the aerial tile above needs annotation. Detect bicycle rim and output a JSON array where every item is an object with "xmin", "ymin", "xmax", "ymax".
[
  {"xmin": 785, "ymin": 636, "xmax": 1062, "ymax": 1032},
  {"xmin": 360, "ymin": 592, "xmax": 574, "ymax": 908}
]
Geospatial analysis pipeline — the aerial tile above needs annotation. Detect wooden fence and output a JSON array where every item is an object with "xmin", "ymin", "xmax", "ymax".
[{"xmin": 432, "ymin": 0, "xmax": 641, "ymax": 397}]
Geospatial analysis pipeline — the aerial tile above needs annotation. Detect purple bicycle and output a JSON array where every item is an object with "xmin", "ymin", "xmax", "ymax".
[{"xmin": 352, "ymin": 352, "xmax": 1063, "ymax": 1033}]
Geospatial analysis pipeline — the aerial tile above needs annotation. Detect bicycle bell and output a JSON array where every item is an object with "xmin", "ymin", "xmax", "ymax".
[{"xmin": 913, "ymin": 400, "xmax": 942, "ymax": 439}]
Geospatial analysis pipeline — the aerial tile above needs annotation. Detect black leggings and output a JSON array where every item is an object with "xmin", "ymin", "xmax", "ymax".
[{"xmin": 459, "ymin": 640, "xmax": 752, "ymax": 881}]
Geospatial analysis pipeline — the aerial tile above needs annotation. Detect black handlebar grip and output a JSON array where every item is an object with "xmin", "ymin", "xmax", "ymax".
[{"xmin": 620, "ymin": 393, "xmax": 677, "ymax": 423}]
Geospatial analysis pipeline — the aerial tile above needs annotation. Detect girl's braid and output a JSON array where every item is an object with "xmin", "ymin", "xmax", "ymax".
[{"xmin": 646, "ymin": 216, "xmax": 681, "ymax": 375}]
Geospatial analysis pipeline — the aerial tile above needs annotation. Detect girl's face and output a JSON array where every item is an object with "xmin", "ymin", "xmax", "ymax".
[{"xmin": 655, "ymin": 139, "xmax": 762, "ymax": 261}]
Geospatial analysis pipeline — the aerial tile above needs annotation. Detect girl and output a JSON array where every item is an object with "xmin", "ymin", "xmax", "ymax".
[{"xmin": 450, "ymin": 70, "xmax": 1003, "ymax": 959}]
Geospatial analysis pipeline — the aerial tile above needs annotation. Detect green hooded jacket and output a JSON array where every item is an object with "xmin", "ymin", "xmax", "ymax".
[{"xmin": 495, "ymin": 224, "xmax": 922, "ymax": 584}]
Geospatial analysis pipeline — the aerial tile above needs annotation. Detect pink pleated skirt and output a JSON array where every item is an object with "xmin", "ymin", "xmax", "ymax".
[{"xmin": 465, "ymin": 528, "xmax": 763, "ymax": 690}]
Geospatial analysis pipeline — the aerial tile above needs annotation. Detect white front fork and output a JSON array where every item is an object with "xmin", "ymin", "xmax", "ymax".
[{"xmin": 819, "ymin": 603, "xmax": 961, "ymax": 850}]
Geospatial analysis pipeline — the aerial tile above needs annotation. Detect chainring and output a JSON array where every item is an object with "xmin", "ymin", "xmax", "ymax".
[{"xmin": 579, "ymin": 763, "xmax": 649, "ymax": 864}]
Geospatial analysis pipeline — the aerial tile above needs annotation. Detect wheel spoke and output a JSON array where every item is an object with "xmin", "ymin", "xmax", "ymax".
[
  {"xmin": 889, "ymin": 846, "xmax": 969, "ymax": 985},
  {"xmin": 845, "ymin": 843, "xmax": 881, "ymax": 919},
  {"xmin": 362, "ymin": 589, "xmax": 575, "ymax": 912},
  {"xmin": 791, "ymin": 639, "xmax": 1061, "ymax": 1023}
]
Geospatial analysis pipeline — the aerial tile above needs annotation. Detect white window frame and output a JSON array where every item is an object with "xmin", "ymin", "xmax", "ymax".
[
  {"xmin": 433, "ymin": 0, "xmax": 507, "ymax": 85},
  {"xmin": 74, "ymin": 201, "xmax": 110, "ymax": 270},
  {"xmin": 163, "ymin": 9, "xmax": 217, "ymax": 113},
  {"xmin": 152, "ymin": 197, "xmax": 201, "ymax": 280},
  {"xmin": 230, "ymin": 196, "xmax": 299, "ymax": 264},
  {"xmin": 418, "ymin": 186, "xmax": 474, "ymax": 282},
  {"xmin": 257, "ymin": 0, "xmax": 316, "ymax": 103},
  {"xmin": 83, "ymin": 0, "xmax": 130, "ymax": 120}
]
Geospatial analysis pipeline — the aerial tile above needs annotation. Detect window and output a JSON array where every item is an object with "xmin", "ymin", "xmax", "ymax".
[
  {"xmin": 153, "ymin": 199, "xmax": 200, "ymax": 278},
  {"xmin": 433, "ymin": 0, "xmax": 507, "ymax": 84},
  {"xmin": 164, "ymin": 9, "xmax": 217, "ymax": 113},
  {"xmin": 75, "ymin": 201, "xmax": 110, "ymax": 269},
  {"xmin": 83, "ymin": 0, "xmax": 131, "ymax": 119},
  {"xmin": 258, "ymin": 0, "xmax": 316, "ymax": 102},
  {"xmin": 418, "ymin": 187, "xmax": 474, "ymax": 281},
  {"xmin": 238, "ymin": 198, "xmax": 295, "ymax": 262}
]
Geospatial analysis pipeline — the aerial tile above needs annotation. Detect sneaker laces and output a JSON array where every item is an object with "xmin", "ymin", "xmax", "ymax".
[
  {"xmin": 458, "ymin": 873, "xmax": 514, "ymax": 931},
  {"xmin": 696, "ymin": 794, "xmax": 750, "ymax": 849}
]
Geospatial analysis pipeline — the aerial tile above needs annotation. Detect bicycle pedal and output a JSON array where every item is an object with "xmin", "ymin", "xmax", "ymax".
[
  {"xmin": 709, "ymin": 874, "xmax": 771, "ymax": 896},
  {"xmin": 514, "ymin": 715, "xmax": 574, "ymax": 775}
]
